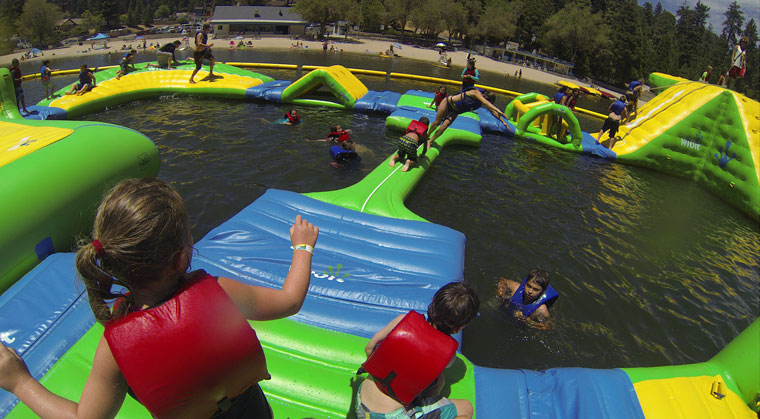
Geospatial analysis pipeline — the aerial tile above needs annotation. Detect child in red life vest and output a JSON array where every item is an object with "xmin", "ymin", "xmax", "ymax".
[
  {"xmin": 326, "ymin": 124, "xmax": 352, "ymax": 142},
  {"xmin": 390, "ymin": 117, "xmax": 430, "ymax": 172},
  {"xmin": 284, "ymin": 109, "xmax": 301, "ymax": 125},
  {"xmin": 357, "ymin": 282, "xmax": 480, "ymax": 419},
  {"xmin": 0, "ymin": 178, "xmax": 319, "ymax": 419},
  {"xmin": 428, "ymin": 85, "xmax": 447, "ymax": 109},
  {"xmin": 497, "ymin": 268, "xmax": 557, "ymax": 329}
]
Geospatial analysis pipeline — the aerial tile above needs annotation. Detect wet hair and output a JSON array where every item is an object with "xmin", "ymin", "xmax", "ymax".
[
  {"xmin": 526, "ymin": 268, "xmax": 549, "ymax": 292},
  {"xmin": 427, "ymin": 282, "xmax": 480, "ymax": 334},
  {"xmin": 203, "ymin": 23, "xmax": 211, "ymax": 30},
  {"xmin": 419, "ymin": 116, "xmax": 430, "ymax": 125},
  {"xmin": 483, "ymin": 90, "xmax": 496, "ymax": 103},
  {"xmin": 130, "ymin": 49, "xmax": 137, "ymax": 54},
  {"xmin": 740, "ymin": 36, "xmax": 748, "ymax": 43},
  {"xmin": 43, "ymin": 60, "xmax": 50, "ymax": 66},
  {"xmin": 438, "ymin": 85, "xmax": 446, "ymax": 92},
  {"xmin": 618, "ymin": 95, "xmax": 627, "ymax": 102},
  {"xmin": 75, "ymin": 178, "xmax": 191, "ymax": 324},
  {"xmin": 81, "ymin": 63, "xmax": 88, "ymax": 69},
  {"xmin": 11, "ymin": 58, "xmax": 19, "ymax": 66},
  {"xmin": 173, "ymin": 40, "xmax": 181, "ymax": 46},
  {"xmin": 330, "ymin": 124, "xmax": 339, "ymax": 131}
]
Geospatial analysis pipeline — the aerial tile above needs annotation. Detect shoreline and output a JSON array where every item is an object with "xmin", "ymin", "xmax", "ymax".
[{"xmin": 3, "ymin": 35, "xmax": 617, "ymax": 96}]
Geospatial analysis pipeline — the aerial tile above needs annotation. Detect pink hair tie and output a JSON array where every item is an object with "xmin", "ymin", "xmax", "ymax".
[{"xmin": 92, "ymin": 239, "xmax": 104, "ymax": 256}]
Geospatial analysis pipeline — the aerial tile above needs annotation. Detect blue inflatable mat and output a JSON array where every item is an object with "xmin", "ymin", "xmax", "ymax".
[
  {"xmin": 353, "ymin": 90, "xmax": 402, "ymax": 113},
  {"xmin": 581, "ymin": 132, "xmax": 617, "ymax": 160},
  {"xmin": 476, "ymin": 108, "xmax": 515, "ymax": 135},
  {"xmin": 192, "ymin": 189, "xmax": 466, "ymax": 338},
  {"xmin": 245, "ymin": 80, "xmax": 291, "ymax": 102},
  {"xmin": 22, "ymin": 105, "xmax": 67, "ymax": 120},
  {"xmin": 474, "ymin": 366, "xmax": 644, "ymax": 419},
  {"xmin": 0, "ymin": 253, "xmax": 94, "ymax": 417}
]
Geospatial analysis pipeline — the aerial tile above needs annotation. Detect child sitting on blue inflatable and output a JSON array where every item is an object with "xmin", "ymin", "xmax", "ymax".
[
  {"xmin": 497, "ymin": 268, "xmax": 557, "ymax": 329},
  {"xmin": 0, "ymin": 178, "xmax": 319, "ymax": 419},
  {"xmin": 357, "ymin": 281, "xmax": 479, "ymax": 419}
]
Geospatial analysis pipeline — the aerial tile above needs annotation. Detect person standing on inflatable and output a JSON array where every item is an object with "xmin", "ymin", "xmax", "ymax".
[
  {"xmin": 497, "ymin": 268, "xmax": 557, "ymax": 329},
  {"xmin": 390, "ymin": 116, "xmax": 429, "ymax": 172},
  {"xmin": 461, "ymin": 57, "xmax": 479, "ymax": 89},
  {"xmin": 597, "ymin": 95, "xmax": 628, "ymax": 149},
  {"xmin": 724, "ymin": 36, "xmax": 748, "ymax": 90},
  {"xmin": 189, "ymin": 24, "xmax": 216, "ymax": 84},
  {"xmin": 0, "ymin": 178, "xmax": 319, "ymax": 419},
  {"xmin": 357, "ymin": 282, "xmax": 480, "ymax": 418},
  {"xmin": 624, "ymin": 79, "xmax": 644, "ymax": 123}
]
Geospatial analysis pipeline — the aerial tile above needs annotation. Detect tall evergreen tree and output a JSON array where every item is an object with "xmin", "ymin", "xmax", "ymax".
[{"xmin": 721, "ymin": 1, "xmax": 744, "ymax": 47}]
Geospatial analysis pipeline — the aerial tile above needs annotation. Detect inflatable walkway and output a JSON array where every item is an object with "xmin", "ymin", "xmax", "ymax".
[
  {"xmin": 31, "ymin": 63, "xmax": 274, "ymax": 119},
  {"xmin": 0, "ymin": 68, "xmax": 159, "ymax": 292}
]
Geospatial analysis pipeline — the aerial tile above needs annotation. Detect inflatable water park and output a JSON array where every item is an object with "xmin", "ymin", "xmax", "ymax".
[{"xmin": 0, "ymin": 59, "xmax": 758, "ymax": 418}]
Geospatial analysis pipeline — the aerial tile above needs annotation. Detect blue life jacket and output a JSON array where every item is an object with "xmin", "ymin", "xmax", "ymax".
[
  {"xmin": 628, "ymin": 81, "xmax": 641, "ymax": 92},
  {"xmin": 40, "ymin": 65, "xmax": 48, "ymax": 79},
  {"xmin": 610, "ymin": 100, "xmax": 626, "ymax": 115},
  {"xmin": 554, "ymin": 92, "xmax": 567, "ymax": 104},
  {"xmin": 451, "ymin": 86, "xmax": 483, "ymax": 113},
  {"xmin": 508, "ymin": 277, "xmax": 559, "ymax": 317}
]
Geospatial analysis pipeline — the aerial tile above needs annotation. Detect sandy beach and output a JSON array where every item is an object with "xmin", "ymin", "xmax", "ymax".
[{"xmin": 2, "ymin": 35, "xmax": 612, "ymax": 95}]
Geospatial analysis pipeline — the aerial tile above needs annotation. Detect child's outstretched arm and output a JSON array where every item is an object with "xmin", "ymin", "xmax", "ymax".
[
  {"xmin": 0, "ymin": 336, "xmax": 128, "ymax": 419},
  {"xmin": 219, "ymin": 215, "xmax": 318, "ymax": 321},
  {"xmin": 527, "ymin": 305, "xmax": 553, "ymax": 330},
  {"xmin": 365, "ymin": 313, "xmax": 405, "ymax": 357}
]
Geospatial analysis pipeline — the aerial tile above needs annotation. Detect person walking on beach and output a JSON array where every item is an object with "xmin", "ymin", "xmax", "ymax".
[
  {"xmin": 189, "ymin": 24, "xmax": 216, "ymax": 84},
  {"xmin": 9, "ymin": 59, "xmax": 29, "ymax": 114}
]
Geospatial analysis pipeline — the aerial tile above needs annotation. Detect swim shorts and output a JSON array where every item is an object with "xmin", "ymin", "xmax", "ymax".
[
  {"xmin": 194, "ymin": 49, "xmax": 214, "ymax": 70},
  {"xmin": 355, "ymin": 382, "xmax": 458, "ymax": 419},
  {"xmin": 601, "ymin": 117, "xmax": 620, "ymax": 138},
  {"xmin": 156, "ymin": 50, "xmax": 173, "ymax": 68},
  {"xmin": 727, "ymin": 66, "xmax": 742, "ymax": 79},
  {"xmin": 14, "ymin": 86, "xmax": 24, "ymax": 100},
  {"xmin": 395, "ymin": 135, "xmax": 419, "ymax": 161}
]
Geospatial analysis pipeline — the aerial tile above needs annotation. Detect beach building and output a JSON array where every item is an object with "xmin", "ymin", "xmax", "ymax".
[{"xmin": 209, "ymin": 5, "xmax": 307, "ymax": 36}]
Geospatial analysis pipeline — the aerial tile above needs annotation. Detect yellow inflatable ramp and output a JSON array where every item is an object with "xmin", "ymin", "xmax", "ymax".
[
  {"xmin": 0, "ymin": 121, "xmax": 73, "ymax": 167},
  {"xmin": 281, "ymin": 65, "xmax": 369, "ymax": 108},
  {"xmin": 602, "ymin": 80, "xmax": 760, "ymax": 220},
  {"xmin": 634, "ymin": 375, "xmax": 755, "ymax": 419},
  {"xmin": 38, "ymin": 63, "xmax": 273, "ymax": 119}
]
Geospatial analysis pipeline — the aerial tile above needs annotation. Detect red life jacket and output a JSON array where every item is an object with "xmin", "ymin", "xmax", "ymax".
[
  {"xmin": 360, "ymin": 311, "xmax": 458, "ymax": 405},
  {"xmin": 406, "ymin": 120, "xmax": 428, "ymax": 138},
  {"xmin": 329, "ymin": 130, "xmax": 351, "ymax": 143},
  {"xmin": 104, "ymin": 272, "xmax": 269, "ymax": 419},
  {"xmin": 285, "ymin": 112, "xmax": 300, "ymax": 124}
]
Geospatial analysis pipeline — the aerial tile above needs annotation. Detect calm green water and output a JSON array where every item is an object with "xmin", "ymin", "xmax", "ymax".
[{"xmin": 19, "ymin": 48, "xmax": 760, "ymax": 371}]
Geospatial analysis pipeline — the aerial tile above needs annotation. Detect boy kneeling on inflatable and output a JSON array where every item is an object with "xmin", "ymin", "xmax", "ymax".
[{"xmin": 357, "ymin": 282, "xmax": 480, "ymax": 418}]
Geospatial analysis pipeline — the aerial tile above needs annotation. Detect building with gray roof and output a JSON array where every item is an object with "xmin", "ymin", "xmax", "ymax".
[{"xmin": 209, "ymin": 6, "xmax": 307, "ymax": 36}]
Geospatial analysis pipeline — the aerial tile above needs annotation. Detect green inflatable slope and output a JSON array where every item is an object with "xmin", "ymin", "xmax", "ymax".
[
  {"xmin": 623, "ymin": 318, "xmax": 759, "ymax": 411},
  {"xmin": 280, "ymin": 65, "xmax": 368, "ymax": 109},
  {"xmin": 616, "ymin": 88, "xmax": 760, "ymax": 220},
  {"xmin": 0, "ymin": 69, "xmax": 160, "ymax": 292},
  {"xmin": 0, "ymin": 69, "xmax": 22, "ymax": 119},
  {"xmin": 306, "ymin": 116, "xmax": 481, "ymax": 221},
  {"xmin": 515, "ymin": 102, "xmax": 584, "ymax": 150},
  {"xmin": 6, "ymin": 319, "xmax": 478, "ymax": 419}
]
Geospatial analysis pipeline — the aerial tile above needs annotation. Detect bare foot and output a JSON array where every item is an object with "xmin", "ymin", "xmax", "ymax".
[
  {"xmin": 389, "ymin": 155, "xmax": 397, "ymax": 167},
  {"xmin": 401, "ymin": 161, "xmax": 412, "ymax": 172},
  {"xmin": 189, "ymin": 79, "xmax": 196, "ymax": 84}
]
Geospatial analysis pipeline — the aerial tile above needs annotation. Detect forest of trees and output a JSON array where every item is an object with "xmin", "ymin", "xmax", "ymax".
[{"xmin": 0, "ymin": 0, "xmax": 757, "ymax": 98}]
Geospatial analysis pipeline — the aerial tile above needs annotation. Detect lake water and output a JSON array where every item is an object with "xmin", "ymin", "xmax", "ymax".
[{"xmin": 15, "ymin": 47, "xmax": 759, "ymax": 371}]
